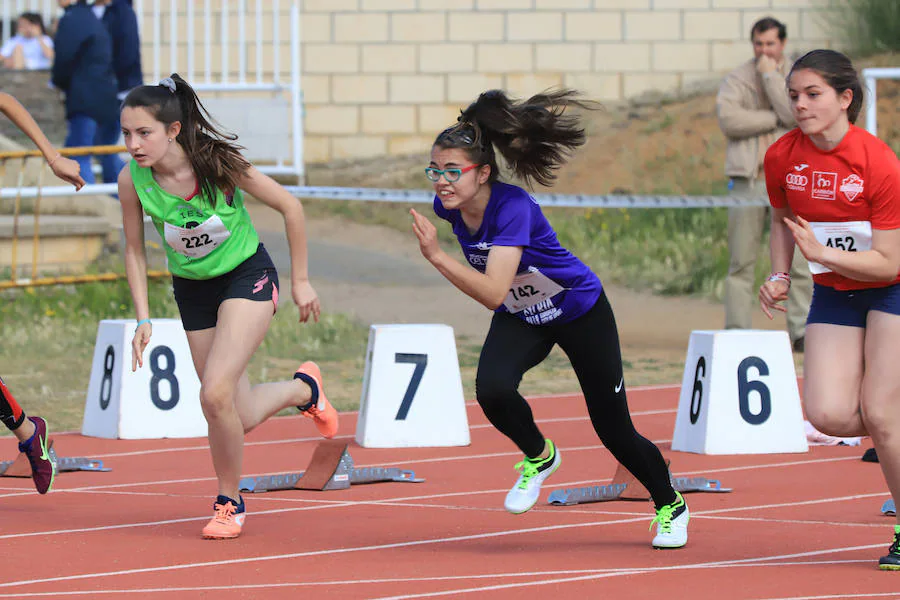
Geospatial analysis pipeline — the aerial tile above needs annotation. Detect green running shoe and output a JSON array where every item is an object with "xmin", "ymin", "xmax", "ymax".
[
  {"xmin": 651, "ymin": 490, "xmax": 689, "ymax": 549},
  {"xmin": 504, "ymin": 439, "xmax": 561, "ymax": 515},
  {"xmin": 879, "ymin": 525, "xmax": 900, "ymax": 570}
]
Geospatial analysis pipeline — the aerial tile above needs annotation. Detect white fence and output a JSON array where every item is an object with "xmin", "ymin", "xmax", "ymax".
[
  {"xmin": 863, "ymin": 67, "xmax": 900, "ymax": 139},
  {"xmin": 0, "ymin": 0, "xmax": 53, "ymax": 41},
  {"xmin": 1, "ymin": 0, "xmax": 304, "ymax": 181}
]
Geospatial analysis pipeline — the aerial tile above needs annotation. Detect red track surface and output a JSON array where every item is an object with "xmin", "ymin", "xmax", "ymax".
[{"xmin": 2, "ymin": 385, "xmax": 898, "ymax": 599}]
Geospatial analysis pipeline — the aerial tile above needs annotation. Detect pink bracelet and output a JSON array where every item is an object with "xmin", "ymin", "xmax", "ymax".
[{"xmin": 767, "ymin": 272, "xmax": 791, "ymax": 286}]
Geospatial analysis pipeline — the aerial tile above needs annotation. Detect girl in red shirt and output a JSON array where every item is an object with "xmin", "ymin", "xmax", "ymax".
[{"xmin": 760, "ymin": 49, "xmax": 900, "ymax": 570}]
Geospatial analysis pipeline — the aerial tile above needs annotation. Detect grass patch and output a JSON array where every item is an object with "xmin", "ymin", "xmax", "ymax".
[
  {"xmin": 302, "ymin": 195, "xmax": 778, "ymax": 300},
  {"xmin": 823, "ymin": 1, "xmax": 900, "ymax": 56},
  {"xmin": 0, "ymin": 277, "xmax": 371, "ymax": 436}
]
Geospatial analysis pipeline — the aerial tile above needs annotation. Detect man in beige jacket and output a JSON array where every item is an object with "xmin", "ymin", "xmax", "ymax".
[{"xmin": 717, "ymin": 16, "xmax": 812, "ymax": 352}]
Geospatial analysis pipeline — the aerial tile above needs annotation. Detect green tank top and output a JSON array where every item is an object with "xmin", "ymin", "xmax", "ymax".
[{"xmin": 130, "ymin": 160, "xmax": 260, "ymax": 280}]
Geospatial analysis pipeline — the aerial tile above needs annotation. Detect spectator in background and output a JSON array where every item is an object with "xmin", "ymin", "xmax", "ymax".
[
  {"xmin": 717, "ymin": 16, "xmax": 812, "ymax": 352},
  {"xmin": 91, "ymin": 0, "xmax": 142, "ymax": 172},
  {"xmin": 92, "ymin": 0, "xmax": 143, "ymax": 100},
  {"xmin": 52, "ymin": 0, "xmax": 123, "ymax": 185},
  {"xmin": 1, "ymin": 13, "xmax": 53, "ymax": 70}
]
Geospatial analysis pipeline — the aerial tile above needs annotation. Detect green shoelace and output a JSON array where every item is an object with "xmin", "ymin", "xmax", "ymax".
[{"xmin": 650, "ymin": 495, "xmax": 684, "ymax": 533}]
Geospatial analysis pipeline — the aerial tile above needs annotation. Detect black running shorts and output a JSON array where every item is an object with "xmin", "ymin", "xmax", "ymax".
[{"xmin": 172, "ymin": 244, "xmax": 279, "ymax": 331}]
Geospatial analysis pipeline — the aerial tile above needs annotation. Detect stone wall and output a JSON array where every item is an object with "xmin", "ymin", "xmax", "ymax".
[
  {"xmin": 176, "ymin": 0, "xmax": 830, "ymax": 163},
  {"xmin": 0, "ymin": 69, "xmax": 65, "ymax": 146},
  {"xmin": 5, "ymin": 0, "xmax": 838, "ymax": 166}
]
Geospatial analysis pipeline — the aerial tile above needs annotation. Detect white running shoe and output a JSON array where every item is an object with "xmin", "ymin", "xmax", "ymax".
[
  {"xmin": 651, "ymin": 491, "xmax": 689, "ymax": 549},
  {"xmin": 504, "ymin": 440, "xmax": 561, "ymax": 515}
]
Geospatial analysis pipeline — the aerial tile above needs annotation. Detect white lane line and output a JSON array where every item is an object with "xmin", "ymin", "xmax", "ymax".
[
  {"xmin": 0, "ymin": 491, "xmax": 889, "ymax": 588},
  {"xmin": 0, "ymin": 449, "xmax": 885, "ymax": 539},
  {"xmin": 366, "ymin": 544, "xmax": 885, "ymax": 600},
  {"xmin": 12, "ymin": 399, "xmax": 675, "ymax": 461},
  {"xmin": 0, "ymin": 560, "xmax": 880, "ymax": 598},
  {"xmin": 750, "ymin": 593, "xmax": 900, "ymax": 600},
  {"xmin": 0, "ymin": 514, "xmax": 667, "ymax": 588},
  {"xmin": 0, "ymin": 443, "xmax": 865, "ymax": 503},
  {"xmin": 34, "ymin": 413, "xmax": 633, "ymax": 461}
]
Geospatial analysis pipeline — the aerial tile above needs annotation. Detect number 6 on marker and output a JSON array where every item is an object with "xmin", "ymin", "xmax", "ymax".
[{"xmin": 394, "ymin": 353, "xmax": 427, "ymax": 420}]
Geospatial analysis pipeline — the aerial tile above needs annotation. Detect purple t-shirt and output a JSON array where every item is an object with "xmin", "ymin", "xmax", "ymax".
[{"xmin": 434, "ymin": 181, "xmax": 602, "ymax": 325}]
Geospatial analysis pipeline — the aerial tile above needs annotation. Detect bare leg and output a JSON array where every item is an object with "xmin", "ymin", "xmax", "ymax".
[
  {"xmin": 185, "ymin": 299, "xmax": 273, "ymax": 501},
  {"xmin": 861, "ymin": 311, "xmax": 900, "ymax": 527},
  {"xmin": 802, "ymin": 322, "xmax": 866, "ymax": 437},
  {"xmin": 233, "ymin": 374, "xmax": 313, "ymax": 434},
  {"xmin": 12, "ymin": 419, "xmax": 35, "ymax": 444},
  {"xmin": 185, "ymin": 329, "xmax": 314, "ymax": 436}
]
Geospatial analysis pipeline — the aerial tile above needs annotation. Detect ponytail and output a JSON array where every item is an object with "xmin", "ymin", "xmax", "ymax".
[
  {"xmin": 122, "ymin": 73, "xmax": 251, "ymax": 205},
  {"xmin": 434, "ymin": 89, "xmax": 595, "ymax": 187}
]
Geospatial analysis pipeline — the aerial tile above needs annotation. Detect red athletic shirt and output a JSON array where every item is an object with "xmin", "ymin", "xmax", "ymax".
[{"xmin": 764, "ymin": 125, "xmax": 900, "ymax": 290}]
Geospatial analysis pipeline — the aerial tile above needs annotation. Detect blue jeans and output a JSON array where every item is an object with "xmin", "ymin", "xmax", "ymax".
[{"xmin": 64, "ymin": 114, "xmax": 126, "ymax": 185}]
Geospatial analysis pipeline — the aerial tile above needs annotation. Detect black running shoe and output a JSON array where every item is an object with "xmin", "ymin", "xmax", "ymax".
[{"xmin": 878, "ymin": 526, "xmax": 900, "ymax": 570}]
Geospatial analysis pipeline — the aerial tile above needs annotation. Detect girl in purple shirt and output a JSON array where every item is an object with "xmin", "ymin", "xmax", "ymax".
[{"xmin": 411, "ymin": 89, "xmax": 689, "ymax": 549}]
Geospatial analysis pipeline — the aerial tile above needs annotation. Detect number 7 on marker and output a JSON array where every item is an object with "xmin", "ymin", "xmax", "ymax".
[{"xmin": 394, "ymin": 353, "xmax": 428, "ymax": 420}]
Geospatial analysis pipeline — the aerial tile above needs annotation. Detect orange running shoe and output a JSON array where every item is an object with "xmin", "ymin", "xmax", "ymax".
[
  {"xmin": 201, "ymin": 496, "xmax": 246, "ymax": 540},
  {"xmin": 294, "ymin": 361, "xmax": 339, "ymax": 439}
]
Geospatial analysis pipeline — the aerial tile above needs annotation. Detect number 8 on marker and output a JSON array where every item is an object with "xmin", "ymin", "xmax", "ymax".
[
  {"xmin": 99, "ymin": 345, "xmax": 115, "ymax": 410},
  {"xmin": 149, "ymin": 346, "xmax": 180, "ymax": 410}
]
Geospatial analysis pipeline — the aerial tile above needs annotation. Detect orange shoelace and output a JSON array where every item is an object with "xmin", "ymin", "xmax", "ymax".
[{"xmin": 212, "ymin": 502, "xmax": 237, "ymax": 524}]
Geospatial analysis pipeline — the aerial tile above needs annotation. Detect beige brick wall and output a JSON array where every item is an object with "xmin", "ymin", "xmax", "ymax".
[{"xmin": 138, "ymin": 0, "xmax": 835, "ymax": 163}]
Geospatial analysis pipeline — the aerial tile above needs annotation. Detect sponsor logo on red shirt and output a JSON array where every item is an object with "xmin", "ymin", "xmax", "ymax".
[
  {"xmin": 839, "ymin": 174, "xmax": 864, "ymax": 202},
  {"xmin": 786, "ymin": 173, "xmax": 808, "ymax": 191},
  {"xmin": 812, "ymin": 171, "xmax": 837, "ymax": 201}
]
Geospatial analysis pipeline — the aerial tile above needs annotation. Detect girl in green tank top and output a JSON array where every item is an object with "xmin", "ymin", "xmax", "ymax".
[{"xmin": 118, "ymin": 74, "xmax": 339, "ymax": 540}]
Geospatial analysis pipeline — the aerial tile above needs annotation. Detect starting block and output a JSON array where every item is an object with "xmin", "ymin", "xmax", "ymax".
[
  {"xmin": 882, "ymin": 499, "xmax": 895, "ymax": 516},
  {"xmin": 239, "ymin": 440, "xmax": 424, "ymax": 493},
  {"xmin": 547, "ymin": 461, "xmax": 731, "ymax": 506},
  {"xmin": 0, "ymin": 440, "xmax": 110, "ymax": 478}
]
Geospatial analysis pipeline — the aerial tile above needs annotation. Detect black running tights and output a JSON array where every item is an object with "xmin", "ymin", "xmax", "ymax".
[
  {"xmin": 0, "ymin": 375, "xmax": 26, "ymax": 431},
  {"xmin": 475, "ymin": 292, "xmax": 676, "ymax": 508}
]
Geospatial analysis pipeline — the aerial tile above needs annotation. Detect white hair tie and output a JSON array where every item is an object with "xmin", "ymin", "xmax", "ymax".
[{"xmin": 158, "ymin": 77, "xmax": 176, "ymax": 94}]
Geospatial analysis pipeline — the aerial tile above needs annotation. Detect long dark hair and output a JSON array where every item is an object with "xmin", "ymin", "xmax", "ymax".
[
  {"xmin": 122, "ymin": 73, "xmax": 251, "ymax": 205},
  {"xmin": 789, "ymin": 49, "xmax": 864, "ymax": 124},
  {"xmin": 434, "ymin": 89, "xmax": 595, "ymax": 188},
  {"xmin": 18, "ymin": 13, "xmax": 46, "ymax": 35}
]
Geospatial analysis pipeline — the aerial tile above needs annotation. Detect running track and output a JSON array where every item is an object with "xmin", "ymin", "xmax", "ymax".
[{"xmin": 1, "ymin": 384, "xmax": 898, "ymax": 599}]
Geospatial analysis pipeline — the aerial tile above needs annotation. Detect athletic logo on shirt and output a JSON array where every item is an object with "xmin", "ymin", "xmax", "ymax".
[
  {"xmin": 615, "ymin": 377, "xmax": 624, "ymax": 393},
  {"xmin": 812, "ymin": 171, "xmax": 837, "ymax": 201},
  {"xmin": 793, "ymin": 163, "xmax": 809, "ymax": 172},
  {"xmin": 786, "ymin": 173, "xmax": 808, "ymax": 191},
  {"xmin": 473, "ymin": 241, "xmax": 492, "ymax": 250},
  {"xmin": 839, "ymin": 174, "xmax": 864, "ymax": 202}
]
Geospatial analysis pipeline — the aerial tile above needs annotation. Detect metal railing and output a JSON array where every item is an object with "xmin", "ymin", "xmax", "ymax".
[{"xmin": 0, "ymin": 145, "xmax": 168, "ymax": 290}]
